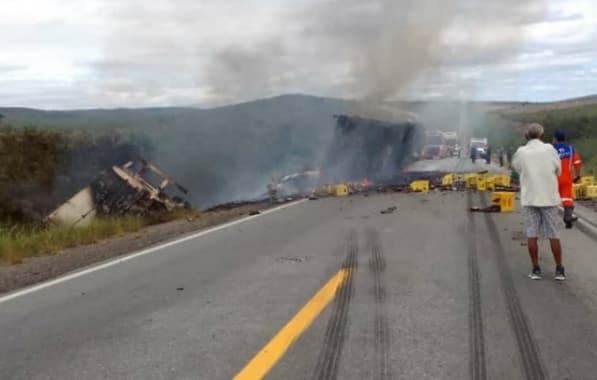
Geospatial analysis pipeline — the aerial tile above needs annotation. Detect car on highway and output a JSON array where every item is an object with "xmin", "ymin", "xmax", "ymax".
[{"xmin": 422, "ymin": 132, "xmax": 449, "ymax": 159}]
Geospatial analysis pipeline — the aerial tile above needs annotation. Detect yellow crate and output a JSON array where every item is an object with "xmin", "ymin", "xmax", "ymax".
[
  {"xmin": 485, "ymin": 177, "xmax": 496, "ymax": 191},
  {"xmin": 580, "ymin": 176, "xmax": 595, "ymax": 186},
  {"xmin": 476, "ymin": 178, "xmax": 487, "ymax": 191},
  {"xmin": 573, "ymin": 184, "xmax": 586, "ymax": 200},
  {"xmin": 453, "ymin": 174, "xmax": 465, "ymax": 182},
  {"xmin": 586, "ymin": 185, "xmax": 597, "ymax": 199},
  {"xmin": 442, "ymin": 174, "xmax": 454, "ymax": 186},
  {"xmin": 491, "ymin": 192, "xmax": 515, "ymax": 213},
  {"xmin": 410, "ymin": 180, "xmax": 430, "ymax": 193},
  {"xmin": 466, "ymin": 175, "xmax": 479, "ymax": 188},
  {"xmin": 494, "ymin": 175, "xmax": 511, "ymax": 187},
  {"xmin": 335, "ymin": 184, "xmax": 349, "ymax": 197}
]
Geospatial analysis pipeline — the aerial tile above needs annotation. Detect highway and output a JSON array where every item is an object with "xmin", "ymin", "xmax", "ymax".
[{"xmin": 2, "ymin": 159, "xmax": 597, "ymax": 379}]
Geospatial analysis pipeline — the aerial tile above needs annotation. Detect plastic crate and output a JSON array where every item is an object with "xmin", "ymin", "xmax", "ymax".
[
  {"xmin": 494, "ymin": 175, "xmax": 511, "ymax": 187},
  {"xmin": 580, "ymin": 176, "xmax": 595, "ymax": 186},
  {"xmin": 573, "ymin": 184, "xmax": 586, "ymax": 200},
  {"xmin": 466, "ymin": 174, "xmax": 479, "ymax": 188},
  {"xmin": 410, "ymin": 180, "xmax": 430, "ymax": 193},
  {"xmin": 586, "ymin": 185, "xmax": 597, "ymax": 199},
  {"xmin": 485, "ymin": 176, "xmax": 495, "ymax": 191},
  {"xmin": 476, "ymin": 178, "xmax": 487, "ymax": 191},
  {"xmin": 335, "ymin": 184, "xmax": 349, "ymax": 197},
  {"xmin": 491, "ymin": 192, "xmax": 515, "ymax": 213},
  {"xmin": 442, "ymin": 174, "xmax": 454, "ymax": 186}
]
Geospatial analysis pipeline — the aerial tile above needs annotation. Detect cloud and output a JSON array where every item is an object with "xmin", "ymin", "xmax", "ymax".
[
  {"xmin": 0, "ymin": 64, "xmax": 27, "ymax": 73},
  {"xmin": 1, "ymin": 0, "xmax": 597, "ymax": 108}
]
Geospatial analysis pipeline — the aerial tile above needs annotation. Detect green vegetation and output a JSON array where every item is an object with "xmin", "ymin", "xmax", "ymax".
[
  {"xmin": 0, "ymin": 125, "xmax": 151, "ymax": 223},
  {"xmin": 0, "ymin": 126, "xmax": 198, "ymax": 265},
  {"xmin": 0, "ymin": 217, "xmax": 145, "ymax": 265},
  {"xmin": 504, "ymin": 103, "xmax": 597, "ymax": 175},
  {"xmin": 0, "ymin": 208, "xmax": 201, "ymax": 265},
  {"xmin": 1, "ymin": 95, "xmax": 353, "ymax": 206}
]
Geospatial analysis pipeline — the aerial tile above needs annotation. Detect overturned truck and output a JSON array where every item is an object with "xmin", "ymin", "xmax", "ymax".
[
  {"xmin": 324, "ymin": 115, "xmax": 423, "ymax": 183},
  {"xmin": 48, "ymin": 159, "xmax": 189, "ymax": 226}
]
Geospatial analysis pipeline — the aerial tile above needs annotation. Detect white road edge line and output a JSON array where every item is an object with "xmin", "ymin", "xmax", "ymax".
[
  {"xmin": 0, "ymin": 199, "xmax": 308, "ymax": 305},
  {"xmin": 557, "ymin": 206, "xmax": 597, "ymax": 236}
]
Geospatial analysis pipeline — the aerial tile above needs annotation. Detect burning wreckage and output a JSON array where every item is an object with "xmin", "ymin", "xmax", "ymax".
[
  {"xmin": 325, "ymin": 114, "xmax": 422, "ymax": 183},
  {"xmin": 267, "ymin": 114, "xmax": 424, "ymax": 201},
  {"xmin": 48, "ymin": 160, "xmax": 190, "ymax": 226}
]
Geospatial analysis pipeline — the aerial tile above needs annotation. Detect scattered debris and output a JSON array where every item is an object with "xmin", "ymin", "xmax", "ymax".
[
  {"xmin": 277, "ymin": 256, "xmax": 307, "ymax": 264},
  {"xmin": 47, "ymin": 159, "xmax": 189, "ymax": 226},
  {"xmin": 176, "ymin": 287, "xmax": 184, "ymax": 291},
  {"xmin": 470, "ymin": 205, "xmax": 501, "ymax": 213},
  {"xmin": 380, "ymin": 206, "xmax": 398, "ymax": 214},
  {"xmin": 511, "ymin": 231, "xmax": 526, "ymax": 241},
  {"xmin": 249, "ymin": 210, "xmax": 261, "ymax": 216}
]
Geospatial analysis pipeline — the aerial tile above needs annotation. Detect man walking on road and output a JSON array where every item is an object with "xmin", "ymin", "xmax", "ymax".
[
  {"xmin": 552, "ymin": 130, "xmax": 583, "ymax": 229},
  {"xmin": 512, "ymin": 123, "xmax": 566, "ymax": 281}
]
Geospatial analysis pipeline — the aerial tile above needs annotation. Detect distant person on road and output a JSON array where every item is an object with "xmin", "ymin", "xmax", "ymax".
[
  {"xmin": 552, "ymin": 130, "xmax": 582, "ymax": 229},
  {"xmin": 498, "ymin": 147, "xmax": 504, "ymax": 167},
  {"xmin": 486, "ymin": 145, "xmax": 491, "ymax": 164},
  {"xmin": 470, "ymin": 145, "xmax": 477, "ymax": 164},
  {"xmin": 512, "ymin": 123, "xmax": 566, "ymax": 281}
]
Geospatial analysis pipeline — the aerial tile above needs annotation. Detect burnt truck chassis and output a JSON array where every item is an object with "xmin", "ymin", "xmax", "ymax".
[
  {"xmin": 48, "ymin": 159, "xmax": 190, "ymax": 226},
  {"xmin": 92, "ymin": 160, "xmax": 189, "ymax": 217}
]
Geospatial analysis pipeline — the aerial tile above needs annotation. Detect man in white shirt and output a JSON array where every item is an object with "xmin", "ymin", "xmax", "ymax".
[{"xmin": 512, "ymin": 123, "xmax": 566, "ymax": 281}]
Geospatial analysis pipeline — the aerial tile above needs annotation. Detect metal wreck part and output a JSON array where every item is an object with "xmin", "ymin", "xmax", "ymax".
[{"xmin": 48, "ymin": 159, "xmax": 189, "ymax": 226}]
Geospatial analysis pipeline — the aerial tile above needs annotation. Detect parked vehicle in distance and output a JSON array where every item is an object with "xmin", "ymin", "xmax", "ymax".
[
  {"xmin": 442, "ymin": 131, "xmax": 460, "ymax": 156},
  {"xmin": 422, "ymin": 131, "xmax": 449, "ymax": 159},
  {"xmin": 469, "ymin": 137, "xmax": 489, "ymax": 159}
]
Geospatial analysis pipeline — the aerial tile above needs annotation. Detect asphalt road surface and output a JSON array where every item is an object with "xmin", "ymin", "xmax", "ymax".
[{"xmin": 2, "ymin": 160, "xmax": 597, "ymax": 379}]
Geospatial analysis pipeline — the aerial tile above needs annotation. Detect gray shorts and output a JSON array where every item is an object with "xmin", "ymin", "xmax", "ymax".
[{"xmin": 523, "ymin": 206, "xmax": 560, "ymax": 239}]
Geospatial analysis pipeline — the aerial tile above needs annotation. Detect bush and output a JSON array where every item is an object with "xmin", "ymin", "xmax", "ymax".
[{"xmin": 0, "ymin": 217, "xmax": 145, "ymax": 265}]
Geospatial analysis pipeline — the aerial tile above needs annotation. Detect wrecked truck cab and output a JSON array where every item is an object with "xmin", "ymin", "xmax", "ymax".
[{"xmin": 47, "ymin": 159, "xmax": 189, "ymax": 226}]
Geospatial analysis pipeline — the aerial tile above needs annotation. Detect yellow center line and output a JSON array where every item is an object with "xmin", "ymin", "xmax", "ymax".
[{"xmin": 233, "ymin": 268, "xmax": 351, "ymax": 380}]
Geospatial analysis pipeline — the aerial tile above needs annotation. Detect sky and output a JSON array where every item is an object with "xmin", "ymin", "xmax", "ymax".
[{"xmin": 0, "ymin": 0, "xmax": 596, "ymax": 109}]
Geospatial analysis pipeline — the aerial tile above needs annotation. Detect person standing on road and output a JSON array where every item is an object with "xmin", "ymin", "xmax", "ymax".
[
  {"xmin": 512, "ymin": 123, "xmax": 566, "ymax": 281},
  {"xmin": 552, "ymin": 130, "xmax": 583, "ymax": 229},
  {"xmin": 470, "ymin": 145, "xmax": 477, "ymax": 164},
  {"xmin": 486, "ymin": 145, "xmax": 492, "ymax": 165}
]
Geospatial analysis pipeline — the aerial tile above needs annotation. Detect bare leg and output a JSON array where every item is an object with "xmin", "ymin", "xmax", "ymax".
[
  {"xmin": 549, "ymin": 239, "xmax": 563, "ymax": 267},
  {"xmin": 528, "ymin": 238, "xmax": 539, "ymax": 266}
]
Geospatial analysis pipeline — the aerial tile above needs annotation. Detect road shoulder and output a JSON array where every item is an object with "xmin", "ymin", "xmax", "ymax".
[{"xmin": 0, "ymin": 202, "xmax": 273, "ymax": 294}]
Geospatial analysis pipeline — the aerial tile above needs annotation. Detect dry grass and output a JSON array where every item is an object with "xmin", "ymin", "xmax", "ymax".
[{"xmin": 0, "ymin": 209, "xmax": 201, "ymax": 265}]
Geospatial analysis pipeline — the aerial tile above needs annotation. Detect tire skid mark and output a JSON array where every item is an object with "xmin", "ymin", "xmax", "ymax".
[
  {"xmin": 466, "ymin": 192, "xmax": 487, "ymax": 380},
  {"xmin": 479, "ymin": 193, "xmax": 547, "ymax": 380},
  {"xmin": 312, "ymin": 232, "xmax": 358, "ymax": 380},
  {"xmin": 367, "ymin": 229, "xmax": 391, "ymax": 380}
]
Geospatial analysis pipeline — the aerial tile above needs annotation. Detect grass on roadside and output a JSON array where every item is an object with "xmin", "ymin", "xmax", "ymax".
[{"xmin": 0, "ymin": 209, "xmax": 202, "ymax": 265}]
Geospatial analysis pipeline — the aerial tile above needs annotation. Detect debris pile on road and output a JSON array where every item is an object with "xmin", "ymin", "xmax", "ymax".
[
  {"xmin": 47, "ymin": 159, "xmax": 190, "ymax": 226},
  {"xmin": 380, "ymin": 206, "xmax": 397, "ymax": 214}
]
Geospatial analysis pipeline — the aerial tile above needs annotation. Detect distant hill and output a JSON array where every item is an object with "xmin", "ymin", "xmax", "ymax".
[
  {"xmin": 499, "ymin": 96, "xmax": 597, "ymax": 174},
  {"xmin": 1, "ymin": 95, "xmax": 352, "ymax": 206}
]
